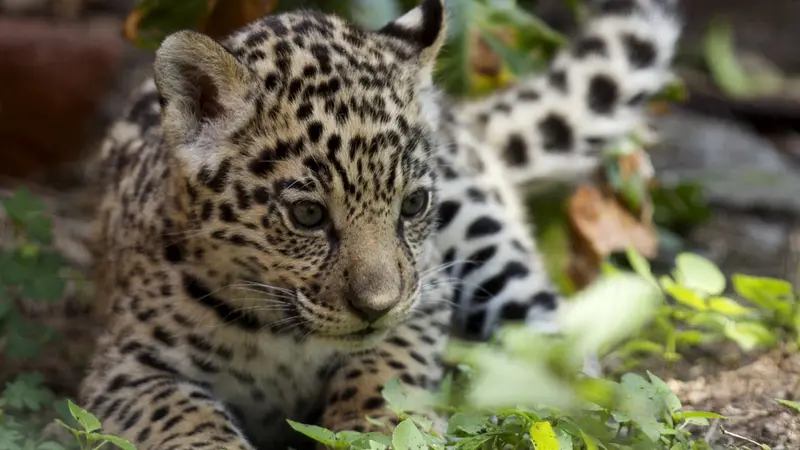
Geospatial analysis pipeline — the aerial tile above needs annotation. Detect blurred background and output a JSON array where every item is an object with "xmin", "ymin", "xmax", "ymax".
[{"xmin": 1, "ymin": 1, "xmax": 800, "ymax": 446}]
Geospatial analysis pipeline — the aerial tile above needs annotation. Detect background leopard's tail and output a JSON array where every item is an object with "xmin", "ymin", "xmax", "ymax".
[
  {"xmin": 458, "ymin": 0, "xmax": 681, "ymax": 187},
  {"xmin": 0, "ymin": 166, "xmax": 106, "ymax": 396}
]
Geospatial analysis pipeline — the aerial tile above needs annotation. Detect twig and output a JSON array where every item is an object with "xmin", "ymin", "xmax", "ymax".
[{"xmin": 721, "ymin": 427, "xmax": 770, "ymax": 449}]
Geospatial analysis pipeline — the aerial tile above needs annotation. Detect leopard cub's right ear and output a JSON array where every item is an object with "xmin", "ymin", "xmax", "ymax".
[{"xmin": 154, "ymin": 30, "xmax": 256, "ymax": 150}]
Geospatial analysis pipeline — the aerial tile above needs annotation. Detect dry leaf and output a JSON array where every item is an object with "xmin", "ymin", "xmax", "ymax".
[
  {"xmin": 202, "ymin": 0, "xmax": 277, "ymax": 39},
  {"xmin": 469, "ymin": 28, "xmax": 517, "ymax": 78},
  {"xmin": 567, "ymin": 184, "xmax": 659, "ymax": 289},
  {"xmin": 123, "ymin": 0, "xmax": 277, "ymax": 47}
]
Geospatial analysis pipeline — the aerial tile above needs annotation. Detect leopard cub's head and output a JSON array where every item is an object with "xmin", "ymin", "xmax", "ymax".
[{"xmin": 154, "ymin": 0, "xmax": 447, "ymax": 351}]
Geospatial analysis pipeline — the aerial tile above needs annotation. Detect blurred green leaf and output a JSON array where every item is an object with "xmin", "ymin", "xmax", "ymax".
[
  {"xmin": 674, "ymin": 253, "xmax": 726, "ymax": 296},
  {"xmin": 129, "ymin": 0, "xmax": 209, "ymax": 49},
  {"xmin": 392, "ymin": 419, "xmax": 426, "ymax": 450},
  {"xmin": 776, "ymin": 399, "xmax": 800, "ymax": 414}
]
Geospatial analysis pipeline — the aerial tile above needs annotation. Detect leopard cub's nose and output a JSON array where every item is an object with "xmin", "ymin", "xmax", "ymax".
[{"xmin": 346, "ymin": 291, "xmax": 398, "ymax": 323}]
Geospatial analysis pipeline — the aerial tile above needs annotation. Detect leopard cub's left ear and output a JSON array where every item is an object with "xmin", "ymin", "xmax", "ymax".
[{"xmin": 378, "ymin": 0, "xmax": 447, "ymax": 68}]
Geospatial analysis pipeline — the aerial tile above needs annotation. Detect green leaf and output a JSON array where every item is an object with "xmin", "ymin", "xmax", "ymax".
[
  {"xmin": 380, "ymin": 378, "xmax": 429, "ymax": 415},
  {"xmin": 647, "ymin": 371, "xmax": 682, "ymax": 414},
  {"xmin": 732, "ymin": 274, "xmax": 794, "ymax": 312},
  {"xmin": 674, "ymin": 330, "xmax": 710, "ymax": 346},
  {"xmin": 661, "ymin": 277, "xmax": 708, "ymax": 311},
  {"xmin": 707, "ymin": 296, "xmax": 754, "ymax": 317},
  {"xmin": 2, "ymin": 372, "xmax": 53, "ymax": 411},
  {"xmin": 626, "ymin": 247, "xmax": 657, "ymax": 286},
  {"xmin": 558, "ymin": 274, "xmax": 662, "ymax": 364},
  {"xmin": 130, "ymin": 0, "xmax": 210, "ymax": 49},
  {"xmin": 0, "ymin": 427, "xmax": 23, "ymax": 450},
  {"xmin": 346, "ymin": 432, "xmax": 392, "ymax": 449},
  {"xmin": 0, "ymin": 297, "xmax": 12, "ymax": 321},
  {"xmin": 776, "ymin": 398, "xmax": 800, "ymax": 413},
  {"xmin": 615, "ymin": 374, "xmax": 670, "ymax": 441},
  {"xmin": 555, "ymin": 428, "xmax": 574, "ymax": 450},
  {"xmin": 2, "ymin": 189, "xmax": 45, "ymax": 221},
  {"xmin": 580, "ymin": 430, "xmax": 599, "ymax": 450},
  {"xmin": 5, "ymin": 321, "xmax": 45, "ymax": 360},
  {"xmin": 95, "ymin": 434, "xmax": 137, "ymax": 450},
  {"xmin": 36, "ymin": 442, "xmax": 66, "ymax": 450},
  {"xmin": 529, "ymin": 421, "xmax": 559, "ymax": 449},
  {"xmin": 67, "ymin": 399, "xmax": 102, "ymax": 433},
  {"xmin": 674, "ymin": 253, "xmax": 726, "ymax": 296},
  {"xmin": 723, "ymin": 321, "xmax": 777, "ymax": 351},
  {"xmin": 675, "ymin": 411, "xmax": 725, "ymax": 421},
  {"xmin": 286, "ymin": 420, "xmax": 338, "ymax": 446},
  {"xmin": 20, "ymin": 273, "xmax": 65, "ymax": 302},
  {"xmin": 391, "ymin": 419, "xmax": 426, "ymax": 450},
  {"xmin": 447, "ymin": 412, "xmax": 488, "ymax": 435},
  {"xmin": 22, "ymin": 216, "xmax": 53, "ymax": 245}
]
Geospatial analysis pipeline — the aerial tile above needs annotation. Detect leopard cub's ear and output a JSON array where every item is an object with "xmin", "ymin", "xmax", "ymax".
[
  {"xmin": 378, "ymin": 0, "xmax": 447, "ymax": 68},
  {"xmin": 154, "ymin": 30, "xmax": 257, "ymax": 156}
]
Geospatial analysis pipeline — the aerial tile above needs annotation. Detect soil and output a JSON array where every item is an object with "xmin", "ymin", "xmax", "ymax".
[{"xmin": 668, "ymin": 346, "xmax": 800, "ymax": 449}]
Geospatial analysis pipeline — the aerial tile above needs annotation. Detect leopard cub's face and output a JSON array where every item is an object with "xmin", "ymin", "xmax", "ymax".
[{"xmin": 154, "ymin": 1, "xmax": 447, "ymax": 351}]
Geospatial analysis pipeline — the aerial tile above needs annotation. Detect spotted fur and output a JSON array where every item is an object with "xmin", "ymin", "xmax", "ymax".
[{"xmin": 73, "ymin": 0, "xmax": 681, "ymax": 448}]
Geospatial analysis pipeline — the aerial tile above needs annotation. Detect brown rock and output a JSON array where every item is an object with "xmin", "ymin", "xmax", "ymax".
[{"xmin": 0, "ymin": 17, "xmax": 124, "ymax": 178}]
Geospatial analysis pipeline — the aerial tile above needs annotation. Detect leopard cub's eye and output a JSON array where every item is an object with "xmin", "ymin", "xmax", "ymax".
[
  {"xmin": 289, "ymin": 201, "xmax": 327, "ymax": 229},
  {"xmin": 400, "ymin": 189, "xmax": 430, "ymax": 218}
]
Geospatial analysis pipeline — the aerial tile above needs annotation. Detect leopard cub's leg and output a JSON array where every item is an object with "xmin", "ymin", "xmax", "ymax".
[
  {"xmin": 80, "ymin": 343, "xmax": 255, "ymax": 450},
  {"xmin": 321, "ymin": 283, "xmax": 453, "ymax": 435}
]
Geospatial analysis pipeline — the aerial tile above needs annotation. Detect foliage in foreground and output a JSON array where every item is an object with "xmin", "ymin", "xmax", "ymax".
[
  {"xmin": 611, "ymin": 249, "xmax": 800, "ymax": 373},
  {"xmin": 289, "ymin": 274, "xmax": 724, "ymax": 449}
]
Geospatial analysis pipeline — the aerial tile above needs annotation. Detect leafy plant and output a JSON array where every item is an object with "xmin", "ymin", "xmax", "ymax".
[
  {"xmin": 1, "ymin": 189, "xmax": 68, "ymax": 359},
  {"xmin": 1, "ymin": 189, "xmax": 134, "ymax": 449},
  {"xmin": 610, "ymin": 248, "xmax": 800, "ymax": 372},
  {"xmin": 289, "ymin": 273, "xmax": 724, "ymax": 449},
  {"xmin": 55, "ymin": 401, "xmax": 136, "ymax": 450}
]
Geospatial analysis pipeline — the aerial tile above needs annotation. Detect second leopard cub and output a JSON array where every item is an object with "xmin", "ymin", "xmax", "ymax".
[{"xmin": 77, "ymin": 0, "xmax": 680, "ymax": 448}]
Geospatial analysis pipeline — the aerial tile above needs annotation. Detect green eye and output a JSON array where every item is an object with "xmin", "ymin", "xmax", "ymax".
[
  {"xmin": 401, "ymin": 189, "xmax": 429, "ymax": 218},
  {"xmin": 289, "ymin": 201, "xmax": 326, "ymax": 229}
]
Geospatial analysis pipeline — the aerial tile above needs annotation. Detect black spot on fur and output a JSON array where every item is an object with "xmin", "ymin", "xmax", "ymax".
[
  {"xmin": 465, "ymin": 310, "xmax": 487, "ymax": 336},
  {"xmin": 622, "ymin": 33, "xmax": 657, "ymax": 69},
  {"xmin": 500, "ymin": 302, "xmax": 529, "ymax": 321},
  {"xmin": 466, "ymin": 217, "xmax": 503, "ymax": 239},
  {"xmin": 436, "ymin": 201, "xmax": 461, "ymax": 230},
  {"xmin": 472, "ymin": 261, "xmax": 530, "ymax": 304},
  {"xmin": 252, "ymin": 187, "xmax": 270, "ymax": 204},
  {"xmin": 539, "ymin": 113, "xmax": 573, "ymax": 153},
  {"xmin": 362, "ymin": 396, "xmax": 385, "ymax": 411},
  {"xmin": 308, "ymin": 122, "xmax": 324, "ymax": 143},
  {"xmin": 587, "ymin": 74, "xmax": 619, "ymax": 115},
  {"xmin": 460, "ymin": 246, "xmax": 497, "ymax": 279},
  {"xmin": 548, "ymin": 69, "xmax": 568, "ymax": 93},
  {"xmin": 164, "ymin": 244, "xmax": 183, "ymax": 263},
  {"xmin": 182, "ymin": 273, "xmax": 263, "ymax": 331},
  {"xmin": 249, "ymin": 150, "xmax": 276, "ymax": 178},
  {"xmin": 502, "ymin": 134, "xmax": 528, "ymax": 167},
  {"xmin": 531, "ymin": 291, "xmax": 559, "ymax": 310},
  {"xmin": 379, "ymin": 0, "xmax": 443, "ymax": 50},
  {"xmin": 627, "ymin": 91, "xmax": 650, "ymax": 106},
  {"xmin": 573, "ymin": 36, "xmax": 608, "ymax": 58},
  {"xmin": 598, "ymin": 0, "xmax": 636, "ymax": 15}
]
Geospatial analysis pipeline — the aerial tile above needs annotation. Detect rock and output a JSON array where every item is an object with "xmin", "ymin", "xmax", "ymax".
[
  {"xmin": 651, "ymin": 109, "xmax": 800, "ymax": 215},
  {"xmin": 0, "ymin": 17, "xmax": 125, "ymax": 178}
]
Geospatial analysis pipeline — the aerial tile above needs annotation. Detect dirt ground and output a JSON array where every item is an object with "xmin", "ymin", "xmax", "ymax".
[{"xmin": 664, "ymin": 346, "xmax": 800, "ymax": 449}]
